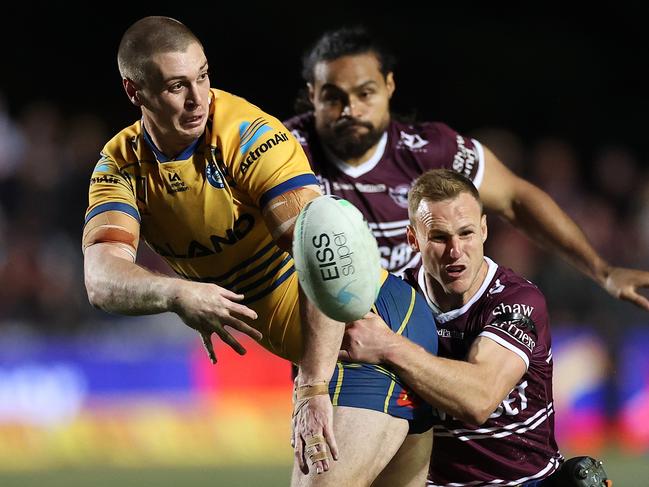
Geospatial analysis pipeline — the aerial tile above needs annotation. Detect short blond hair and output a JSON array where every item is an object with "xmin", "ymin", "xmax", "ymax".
[
  {"xmin": 408, "ymin": 169, "xmax": 482, "ymax": 223},
  {"xmin": 117, "ymin": 16, "xmax": 203, "ymax": 85}
]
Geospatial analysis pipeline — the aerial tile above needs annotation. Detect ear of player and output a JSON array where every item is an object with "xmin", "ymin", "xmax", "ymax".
[{"xmin": 292, "ymin": 195, "xmax": 381, "ymax": 322}]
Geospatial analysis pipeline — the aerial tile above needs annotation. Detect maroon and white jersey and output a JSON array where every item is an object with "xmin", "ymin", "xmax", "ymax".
[
  {"xmin": 405, "ymin": 258, "xmax": 563, "ymax": 486},
  {"xmin": 284, "ymin": 113, "xmax": 485, "ymax": 275}
]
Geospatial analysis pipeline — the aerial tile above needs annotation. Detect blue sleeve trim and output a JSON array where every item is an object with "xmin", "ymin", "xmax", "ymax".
[
  {"xmin": 84, "ymin": 202, "xmax": 141, "ymax": 225},
  {"xmin": 259, "ymin": 173, "xmax": 319, "ymax": 208}
]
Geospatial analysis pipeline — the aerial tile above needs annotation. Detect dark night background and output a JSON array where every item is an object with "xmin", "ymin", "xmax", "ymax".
[{"xmin": 3, "ymin": 3, "xmax": 649, "ymax": 163}]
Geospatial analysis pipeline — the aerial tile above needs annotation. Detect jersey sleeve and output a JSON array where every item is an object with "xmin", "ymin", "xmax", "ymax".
[
  {"xmin": 84, "ymin": 154, "xmax": 140, "ymax": 225},
  {"xmin": 428, "ymin": 122, "xmax": 486, "ymax": 189},
  {"xmin": 227, "ymin": 113, "xmax": 318, "ymax": 208},
  {"xmin": 478, "ymin": 286, "xmax": 548, "ymax": 370}
]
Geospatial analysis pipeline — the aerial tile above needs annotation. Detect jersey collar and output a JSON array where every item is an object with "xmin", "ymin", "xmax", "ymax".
[
  {"xmin": 418, "ymin": 256, "xmax": 498, "ymax": 323},
  {"xmin": 141, "ymin": 121, "xmax": 203, "ymax": 163}
]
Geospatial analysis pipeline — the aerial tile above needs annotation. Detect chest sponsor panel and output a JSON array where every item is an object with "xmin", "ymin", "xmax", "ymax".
[{"xmin": 146, "ymin": 213, "xmax": 255, "ymax": 259}]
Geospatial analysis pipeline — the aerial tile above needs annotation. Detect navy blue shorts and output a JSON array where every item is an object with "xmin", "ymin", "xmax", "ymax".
[{"xmin": 329, "ymin": 273, "xmax": 438, "ymax": 433}]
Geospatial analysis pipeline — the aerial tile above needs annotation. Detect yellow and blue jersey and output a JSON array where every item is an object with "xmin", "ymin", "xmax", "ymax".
[{"xmin": 85, "ymin": 88, "xmax": 317, "ymax": 362}]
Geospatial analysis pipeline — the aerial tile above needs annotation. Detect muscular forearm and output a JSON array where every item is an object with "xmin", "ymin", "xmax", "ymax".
[
  {"xmin": 297, "ymin": 289, "xmax": 344, "ymax": 384},
  {"xmin": 383, "ymin": 336, "xmax": 499, "ymax": 424},
  {"xmin": 85, "ymin": 245, "xmax": 178, "ymax": 315},
  {"xmin": 505, "ymin": 180, "xmax": 609, "ymax": 285}
]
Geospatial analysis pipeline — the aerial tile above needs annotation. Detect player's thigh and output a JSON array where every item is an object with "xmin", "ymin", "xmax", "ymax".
[
  {"xmin": 372, "ymin": 428, "xmax": 433, "ymax": 487},
  {"xmin": 291, "ymin": 406, "xmax": 409, "ymax": 487}
]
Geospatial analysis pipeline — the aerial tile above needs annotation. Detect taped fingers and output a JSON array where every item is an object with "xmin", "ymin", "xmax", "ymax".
[
  {"xmin": 305, "ymin": 434, "xmax": 330, "ymax": 466},
  {"xmin": 302, "ymin": 433, "xmax": 330, "ymax": 475}
]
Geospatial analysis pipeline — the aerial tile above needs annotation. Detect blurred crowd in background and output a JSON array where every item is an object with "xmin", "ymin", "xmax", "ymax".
[{"xmin": 1, "ymin": 92, "xmax": 648, "ymax": 340}]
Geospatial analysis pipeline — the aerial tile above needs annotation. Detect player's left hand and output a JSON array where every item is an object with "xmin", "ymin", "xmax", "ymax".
[
  {"xmin": 339, "ymin": 312, "xmax": 395, "ymax": 364},
  {"xmin": 604, "ymin": 266, "xmax": 649, "ymax": 311},
  {"xmin": 292, "ymin": 387, "xmax": 338, "ymax": 475}
]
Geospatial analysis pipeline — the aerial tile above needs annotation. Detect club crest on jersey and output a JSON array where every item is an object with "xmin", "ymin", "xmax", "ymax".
[
  {"xmin": 206, "ymin": 161, "xmax": 225, "ymax": 189},
  {"xmin": 388, "ymin": 184, "xmax": 410, "ymax": 208}
]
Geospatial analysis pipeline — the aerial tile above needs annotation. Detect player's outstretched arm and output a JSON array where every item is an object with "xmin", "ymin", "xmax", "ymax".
[
  {"xmin": 292, "ymin": 288, "xmax": 341, "ymax": 475},
  {"xmin": 341, "ymin": 313, "xmax": 525, "ymax": 425},
  {"xmin": 262, "ymin": 187, "xmax": 341, "ymax": 474},
  {"xmin": 83, "ymin": 215, "xmax": 261, "ymax": 361},
  {"xmin": 604, "ymin": 267, "xmax": 649, "ymax": 311},
  {"xmin": 479, "ymin": 147, "xmax": 649, "ymax": 311}
]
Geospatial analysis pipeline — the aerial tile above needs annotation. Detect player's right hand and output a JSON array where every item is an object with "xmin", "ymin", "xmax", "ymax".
[
  {"xmin": 292, "ymin": 391, "xmax": 338, "ymax": 475},
  {"xmin": 170, "ymin": 281, "xmax": 261, "ymax": 363}
]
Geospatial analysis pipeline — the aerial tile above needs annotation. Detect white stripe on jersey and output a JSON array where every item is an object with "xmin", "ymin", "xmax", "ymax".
[
  {"xmin": 426, "ymin": 456, "xmax": 561, "ymax": 486},
  {"xmin": 434, "ymin": 402, "xmax": 554, "ymax": 441},
  {"xmin": 372, "ymin": 227, "xmax": 407, "ymax": 238},
  {"xmin": 479, "ymin": 331, "xmax": 530, "ymax": 369},
  {"xmin": 368, "ymin": 219, "xmax": 410, "ymax": 230}
]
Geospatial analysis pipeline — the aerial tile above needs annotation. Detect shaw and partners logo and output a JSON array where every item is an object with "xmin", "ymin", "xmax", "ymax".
[
  {"xmin": 238, "ymin": 117, "xmax": 289, "ymax": 174},
  {"xmin": 489, "ymin": 303, "xmax": 537, "ymax": 352}
]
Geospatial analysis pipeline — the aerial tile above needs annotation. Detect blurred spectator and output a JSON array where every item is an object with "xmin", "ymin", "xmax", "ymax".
[
  {"xmin": 0, "ymin": 93, "xmax": 24, "ymax": 180},
  {"xmin": 591, "ymin": 145, "xmax": 641, "ymax": 217}
]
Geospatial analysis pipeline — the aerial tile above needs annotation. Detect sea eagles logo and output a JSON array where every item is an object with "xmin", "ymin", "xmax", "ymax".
[
  {"xmin": 398, "ymin": 131, "xmax": 429, "ymax": 151},
  {"xmin": 206, "ymin": 161, "xmax": 225, "ymax": 189},
  {"xmin": 388, "ymin": 184, "xmax": 410, "ymax": 208}
]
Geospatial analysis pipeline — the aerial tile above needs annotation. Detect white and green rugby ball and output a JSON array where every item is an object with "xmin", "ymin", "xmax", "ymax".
[{"xmin": 292, "ymin": 195, "xmax": 381, "ymax": 322}]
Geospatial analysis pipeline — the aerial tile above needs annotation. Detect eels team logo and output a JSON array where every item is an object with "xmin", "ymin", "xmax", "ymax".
[{"xmin": 206, "ymin": 161, "xmax": 225, "ymax": 189}]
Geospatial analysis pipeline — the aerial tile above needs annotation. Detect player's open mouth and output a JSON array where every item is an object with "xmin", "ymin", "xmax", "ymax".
[
  {"xmin": 445, "ymin": 265, "xmax": 466, "ymax": 278},
  {"xmin": 182, "ymin": 115, "xmax": 204, "ymax": 127}
]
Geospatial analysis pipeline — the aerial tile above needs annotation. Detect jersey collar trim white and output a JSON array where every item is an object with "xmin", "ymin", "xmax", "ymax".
[
  {"xmin": 323, "ymin": 131, "xmax": 388, "ymax": 178},
  {"xmin": 419, "ymin": 256, "xmax": 498, "ymax": 323}
]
